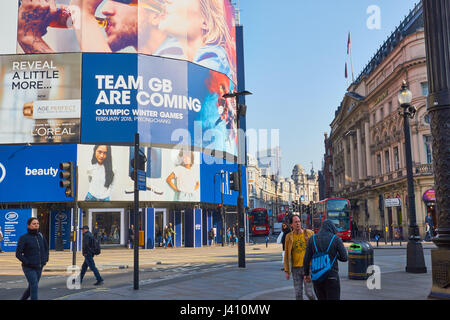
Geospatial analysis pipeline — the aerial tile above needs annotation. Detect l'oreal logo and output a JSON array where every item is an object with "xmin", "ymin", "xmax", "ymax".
[
  {"xmin": 0, "ymin": 162, "xmax": 6, "ymax": 184},
  {"xmin": 5, "ymin": 212, "xmax": 19, "ymax": 222}
]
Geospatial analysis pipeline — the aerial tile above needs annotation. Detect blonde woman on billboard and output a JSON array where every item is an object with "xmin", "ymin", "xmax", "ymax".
[
  {"xmin": 158, "ymin": 0, "xmax": 236, "ymax": 82},
  {"xmin": 166, "ymin": 150, "xmax": 199, "ymax": 201},
  {"xmin": 85, "ymin": 145, "xmax": 115, "ymax": 201}
]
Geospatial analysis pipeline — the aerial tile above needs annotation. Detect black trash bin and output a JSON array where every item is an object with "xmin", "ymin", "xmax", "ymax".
[{"xmin": 348, "ymin": 241, "xmax": 374, "ymax": 280}]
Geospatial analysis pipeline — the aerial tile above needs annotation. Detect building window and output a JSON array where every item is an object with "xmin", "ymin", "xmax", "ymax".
[
  {"xmin": 421, "ymin": 82, "xmax": 429, "ymax": 96},
  {"xmin": 377, "ymin": 154, "xmax": 382, "ymax": 175},
  {"xmin": 394, "ymin": 147, "xmax": 400, "ymax": 171},
  {"xmin": 388, "ymin": 101, "xmax": 393, "ymax": 114},
  {"xmin": 372, "ymin": 113, "xmax": 376, "ymax": 125},
  {"xmin": 380, "ymin": 106, "xmax": 384, "ymax": 120},
  {"xmin": 385, "ymin": 150, "xmax": 390, "ymax": 173},
  {"xmin": 424, "ymin": 135, "xmax": 433, "ymax": 164},
  {"xmin": 424, "ymin": 114, "xmax": 430, "ymax": 124}
]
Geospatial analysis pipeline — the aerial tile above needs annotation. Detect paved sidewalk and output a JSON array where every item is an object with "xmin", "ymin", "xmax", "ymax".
[
  {"xmin": 48, "ymin": 242, "xmax": 434, "ymax": 301},
  {"xmin": 58, "ymin": 257, "xmax": 433, "ymax": 300},
  {"xmin": 0, "ymin": 241, "xmax": 436, "ymax": 276}
]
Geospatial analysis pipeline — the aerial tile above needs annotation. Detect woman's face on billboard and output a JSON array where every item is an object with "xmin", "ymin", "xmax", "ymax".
[
  {"xmin": 96, "ymin": 146, "xmax": 108, "ymax": 165},
  {"xmin": 159, "ymin": 0, "xmax": 204, "ymax": 40}
]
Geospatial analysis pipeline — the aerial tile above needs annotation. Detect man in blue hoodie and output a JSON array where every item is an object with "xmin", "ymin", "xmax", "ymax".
[{"xmin": 303, "ymin": 220, "xmax": 348, "ymax": 300}]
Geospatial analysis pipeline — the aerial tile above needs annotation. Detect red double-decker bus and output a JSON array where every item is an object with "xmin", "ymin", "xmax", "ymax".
[
  {"xmin": 248, "ymin": 208, "xmax": 270, "ymax": 236},
  {"xmin": 311, "ymin": 198, "xmax": 352, "ymax": 241}
]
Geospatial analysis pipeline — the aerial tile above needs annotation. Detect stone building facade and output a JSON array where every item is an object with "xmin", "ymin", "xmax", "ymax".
[
  {"xmin": 327, "ymin": 3, "xmax": 436, "ymax": 240},
  {"xmin": 247, "ymin": 154, "xmax": 319, "ymax": 224}
]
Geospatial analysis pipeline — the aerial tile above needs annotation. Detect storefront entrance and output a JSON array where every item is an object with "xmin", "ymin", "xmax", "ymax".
[
  {"xmin": 155, "ymin": 209, "xmax": 166, "ymax": 247},
  {"xmin": 89, "ymin": 209, "xmax": 125, "ymax": 246}
]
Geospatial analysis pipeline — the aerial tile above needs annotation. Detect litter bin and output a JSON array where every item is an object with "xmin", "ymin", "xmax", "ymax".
[{"xmin": 348, "ymin": 241, "xmax": 374, "ymax": 280}]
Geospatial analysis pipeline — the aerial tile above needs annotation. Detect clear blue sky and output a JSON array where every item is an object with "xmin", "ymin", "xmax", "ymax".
[{"xmin": 239, "ymin": 0, "xmax": 419, "ymax": 177}]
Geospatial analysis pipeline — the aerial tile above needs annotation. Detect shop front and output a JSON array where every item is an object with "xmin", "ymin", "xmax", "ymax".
[
  {"xmin": 423, "ymin": 189, "xmax": 437, "ymax": 234},
  {"xmin": 88, "ymin": 208, "xmax": 125, "ymax": 246}
]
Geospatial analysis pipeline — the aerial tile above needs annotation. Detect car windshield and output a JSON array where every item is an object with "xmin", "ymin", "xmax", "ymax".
[
  {"xmin": 327, "ymin": 199, "xmax": 350, "ymax": 232},
  {"xmin": 251, "ymin": 212, "xmax": 267, "ymax": 225}
]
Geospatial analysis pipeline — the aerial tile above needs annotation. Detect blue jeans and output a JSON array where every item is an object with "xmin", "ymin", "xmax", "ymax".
[
  {"xmin": 21, "ymin": 266, "xmax": 43, "ymax": 300},
  {"xmin": 165, "ymin": 236, "xmax": 173, "ymax": 248},
  {"xmin": 80, "ymin": 254, "xmax": 103, "ymax": 283}
]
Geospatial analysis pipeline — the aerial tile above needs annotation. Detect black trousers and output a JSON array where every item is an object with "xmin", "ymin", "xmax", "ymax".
[{"xmin": 313, "ymin": 274, "xmax": 341, "ymax": 300}]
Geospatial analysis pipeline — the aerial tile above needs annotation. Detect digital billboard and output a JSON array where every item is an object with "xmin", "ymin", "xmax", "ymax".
[
  {"xmin": 77, "ymin": 144, "xmax": 201, "ymax": 202},
  {"xmin": 0, "ymin": 144, "xmax": 77, "ymax": 202},
  {"xmin": 16, "ymin": 0, "xmax": 236, "ymax": 83},
  {"xmin": 0, "ymin": 53, "xmax": 82, "ymax": 144},
  {"xmin": 81, "ymin": 53, "xmax": 238, "ymax": 156}
]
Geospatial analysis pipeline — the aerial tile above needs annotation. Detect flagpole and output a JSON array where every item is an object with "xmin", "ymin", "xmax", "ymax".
[{"xmin": 349, "ymin": 31, "xmax": 355, "ymax": 82}]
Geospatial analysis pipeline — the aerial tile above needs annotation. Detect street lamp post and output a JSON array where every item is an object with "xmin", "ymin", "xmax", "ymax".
[
  {"xmin": 223, "ymin": 90, "xmax": 252, "ymax": 268},
  {"xmin": 398, "ymin": 81, "xmax": 427, "ymax": 274},
  {"xmin": 422, "ymin": 0, "xmax": 450, "ymax": 299}
]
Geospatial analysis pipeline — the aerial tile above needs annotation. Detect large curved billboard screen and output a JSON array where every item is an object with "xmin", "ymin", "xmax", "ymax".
[
  {"xmin": 81, "ymin": 52, "xmax": 238, "ymax": 157},
  {"xmin": 16, "ymin": 0, "xmax": 236, "ymax": 84}
]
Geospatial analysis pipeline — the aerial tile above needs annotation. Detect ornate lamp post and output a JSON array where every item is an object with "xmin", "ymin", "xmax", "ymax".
[
  {"xmin": 398, "ymin": 81, "xmax": 427, "ymax": 274},
  {"xmin": 422, "ymin": 0, "xmax": 450, "ymax": 299}
]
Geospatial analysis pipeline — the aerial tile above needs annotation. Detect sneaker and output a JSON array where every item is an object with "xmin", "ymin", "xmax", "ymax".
[{"xmin": 93, "ymin": 280, "xmax": 104, "ymax": 286}]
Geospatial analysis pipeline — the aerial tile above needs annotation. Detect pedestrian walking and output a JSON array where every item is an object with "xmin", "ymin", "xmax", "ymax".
[
  {"xmin": 15, "ymin": 217, "xmax": 49, "ymax": 300},
  {"xmin": 303, "ymin": 220, "xmax": 348, "ymax": 300},
  {"xmin": 79, "ymin": 225, "xmax": 104, "ymax": 286},
  {"xmin": 425, "ymin": 212, "xmax": 435, "ymax": 237},
  {"xmin": 156, "ymin": 230, "xmax": 162, "ymax": 247},
  {"xmin": 227, "ymin": 227, "xmax": 232, "ymax": 246},
  {"xmin": 283, "ymin": 215, "xmax": 315, "ymax": 300},
  {"xmin": 208, "ymin": 228, "xmax": 215, "ymax": 246},
  {"xmin": 128, "ymin": 224, "xmax": 135, "ymax": 249},
  {"xmin": 0, "ymin": 226, "xmax": 4, "ymax": 253},
  {"xmin": 425, "ymin": 222, "xmax": 432, "ymax": 241},
  {"xmin": 165, "ymin": 223, "xmax": 174, "ymax": 248},
  {"xmin": 93, "ymin": 222, "xmax": 100, "ymax": 243},
  {"xmin": 279, "ymin": 222, "xmax": 291, "ymax": 270}
]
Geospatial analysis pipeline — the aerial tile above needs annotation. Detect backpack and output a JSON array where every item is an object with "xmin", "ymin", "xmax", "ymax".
[
  {"xmin": 310, "ymin": 234, "xmax": 337, "ymax": 283},
  {"xmin": 92, "ymin": 237, "xmax": 101, "ymax": 255}
]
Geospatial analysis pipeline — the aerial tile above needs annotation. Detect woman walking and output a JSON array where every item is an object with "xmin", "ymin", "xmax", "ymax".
[{"xmin": 16, "ymin": 217, "xmax": 49, "ymax": 300}]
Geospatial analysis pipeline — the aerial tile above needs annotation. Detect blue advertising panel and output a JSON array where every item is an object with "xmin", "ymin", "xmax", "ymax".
[
  {"xmin": 0, "ymin": 209, "xmax": 32, "ymax": 252},
  {"xmin": 81, "ymin": 53, "xmax": 237, "ymax": 157},
  {"xmin": 81, "ymin": 53, "xmax": 138, "ymax": 144},
  {"xmin": 174, "ymin": 211, "xmax": 182, "ymax": 248},
  {"xmin": 184, "ymin": 209, "xmax": 194, "ymax": 248},
  {"xmin": 212, "ymin": 210, "xmax": 223, "ymax": 244},
  {"xmin": 0, "ymin": 145, "xmax": 77, "ymax": 203},
  {"xmin": 145, "ymin": 208, "xmax": 155, "ymax": 250},
  {"xmin": 194, "ymin": 209, "xmax": 202, "ymax": 248},
  {"xmin": 49, "ymin": 210, "xmax": 71, "ymax": 250},
  {"xmin": 200, "ymin": 154, "xmax": 247, "ymax": 206}
]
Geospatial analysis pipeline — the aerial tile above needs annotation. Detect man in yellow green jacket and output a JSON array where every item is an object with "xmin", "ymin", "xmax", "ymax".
[{"xmin": 284, "ymin": 215, "xmax": 314, "ymax": 300}]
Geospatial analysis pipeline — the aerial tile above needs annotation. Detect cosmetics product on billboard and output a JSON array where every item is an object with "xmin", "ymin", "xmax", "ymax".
[{"xmin": 22, "ymin": 100, "xmax": 81, "ymax": 119}]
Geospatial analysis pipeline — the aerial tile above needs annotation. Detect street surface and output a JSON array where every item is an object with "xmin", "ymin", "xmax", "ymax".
[{"xmin": 0, "ymin": 237, "xmax": 436, "ymax": 300}]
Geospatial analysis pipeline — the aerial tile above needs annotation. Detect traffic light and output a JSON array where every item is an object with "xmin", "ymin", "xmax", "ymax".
[
  {"xmin": 59, "ymin": 161, "xmax": 73, "ymax": 198},
  {"xmin": 229, "ymin": 171, "xmax": 239, "ymax": 191}
]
